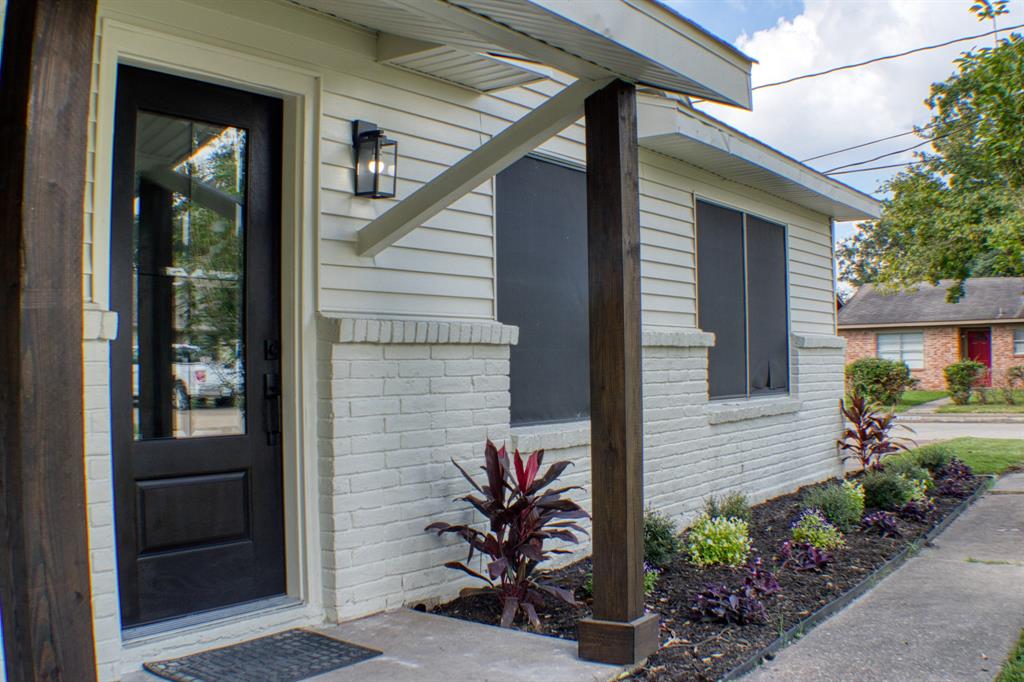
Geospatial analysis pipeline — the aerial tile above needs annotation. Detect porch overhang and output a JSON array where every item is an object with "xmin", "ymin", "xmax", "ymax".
[
  {"xmin": 639, "ymin": 98, "xmax": 881, "ymax": 222},
  {"xmin": 290, "ymin": 0, "xmax": 753, "ymax": 106}
]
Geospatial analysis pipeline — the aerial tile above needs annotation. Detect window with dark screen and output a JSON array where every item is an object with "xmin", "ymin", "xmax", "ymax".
[
  {"xmin": 696, "ymin": 200, "xmax": 789, "ymax": 399},
  {"xmin": 496, "ymin": 156, "xmax": 589, "ymax": 425}
]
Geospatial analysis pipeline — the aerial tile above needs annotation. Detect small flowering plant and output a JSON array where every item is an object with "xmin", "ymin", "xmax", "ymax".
[
  {"xmin": 791, "ymin": 509, "xmax": 845, "ymax": 550},
  {"xmin": 861, "ymin": 511, "xmax": 900, "ymax": 538},
  {"xmin": 687, "ymin": 513, "xmax": 752, "ymax": 567}
]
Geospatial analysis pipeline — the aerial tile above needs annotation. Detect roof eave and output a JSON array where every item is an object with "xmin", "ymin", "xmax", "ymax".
[{"xmin": 637, "ymin": 98, "xmax": 881, "ymax": 221}]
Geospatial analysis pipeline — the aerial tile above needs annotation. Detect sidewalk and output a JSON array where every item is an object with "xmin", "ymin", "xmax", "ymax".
[{"xmin": 745, "ymin": 473, "xmax": 1024, "ymax": 682}]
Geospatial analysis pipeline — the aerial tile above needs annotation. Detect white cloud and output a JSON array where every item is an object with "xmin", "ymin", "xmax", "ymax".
[{"xmin": 696, "ymin": 0, "xmax": 1024, "ymax": 242}]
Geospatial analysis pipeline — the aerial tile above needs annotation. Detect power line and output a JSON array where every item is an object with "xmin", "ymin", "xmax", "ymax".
[
  {"xmin": 801, "ymin": 123, "xmax": 936, "ymax": 162},
  {"xmin": 826, "ymin": 160, "xmax": 926, "ymax": 175},
  {"xmin": 821, "ymin": 133, "xmax": 951, "ymax": 173},
  {"xmin": 753, "ymin": 22, "xmax": 1024, "ymax": 91}
]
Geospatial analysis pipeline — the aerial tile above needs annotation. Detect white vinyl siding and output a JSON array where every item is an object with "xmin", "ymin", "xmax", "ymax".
[
  {"xmin": 85, "ymin": 0, "xmax": 839, "ymax": 331},
  {"xmin": 1015, "ymin": 328, "xmax": 1024, "ymax": 355},
  {"xmin": 877, "ymin": 332, "xmax": 924, "ymax": 369}
]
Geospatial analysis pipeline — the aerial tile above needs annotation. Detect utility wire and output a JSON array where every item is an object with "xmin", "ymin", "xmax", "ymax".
[
  {"xmin": 821, "ymin": 131, "xmax": 957, "ymax": 173},
  {"xmin": 826, "ymin": 160, "xmax": 926, "ymax": 175},
  {"xmin": 801, "ymin": 123, "xmax": 937, "ymax": 162},
  {"xmin": 753, "ymin": 22, "xmax": 1024, "ymax": 91}
]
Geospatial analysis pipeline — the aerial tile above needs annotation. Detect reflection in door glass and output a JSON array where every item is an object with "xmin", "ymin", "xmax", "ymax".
[{"xmin": 132, "ymin": 111, "xmax": 246, "ymax": 439}]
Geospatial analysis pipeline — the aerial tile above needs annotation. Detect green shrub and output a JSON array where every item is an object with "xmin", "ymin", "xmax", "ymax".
[
  {"xmin": 912, "ymin": 446, "xmax": 954, "ymax": 474},
  {"xmin": 687, "ymin": 514, "xmax": 751, "ymax": 567},
  {"xmin": 644, "ymin": 509, "xmax": 682, "ymax": 569},
  {"xmin": 845, "ymin": 358, "xmax": 916, "ymax": 406},
  {"xmin": 862, "ymin": 470, "xmax": 914, "ymax": 510},
  {"xmin": 883, "ymin": 458, "xmax": 933, "ymax": 490},
  {"xmin": 944, "ymin": 360, "xmax": 986, "ymax": 405},
  {"xmin": 703, "ymin": 491, "xmax": 752, "ymax": 523},
  {"xmin": 801, "ymin": 481, "xmax": 864, "ymax": 531},
  {"xmin": 791, "ymin": 509, "xmax": 845, "ymax": 550}
]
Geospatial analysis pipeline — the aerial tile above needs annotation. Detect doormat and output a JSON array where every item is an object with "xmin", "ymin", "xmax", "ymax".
[{"xmin": 143, "ymin": 629, "xmax": 381, "ymax": 681}]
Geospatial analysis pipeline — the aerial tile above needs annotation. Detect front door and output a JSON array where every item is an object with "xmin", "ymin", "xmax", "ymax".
[
  {"xmin": 963, "ymin": 328, "xmax": 993, "ymax": 386},
  {"xmin": 110, "ymin": 66, "xmax": 284, "ymax": 628}
]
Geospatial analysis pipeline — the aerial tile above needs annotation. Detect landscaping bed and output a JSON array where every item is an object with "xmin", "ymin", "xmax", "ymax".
[{"xmin": 432, "ymin": 473, "xmax": 985, "ymax": 681}]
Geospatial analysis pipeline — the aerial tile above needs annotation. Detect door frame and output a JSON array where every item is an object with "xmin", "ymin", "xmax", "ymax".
[
  {"xmin": 960, "ymin": 326, "xmax": 993, "ymax": 386},
  {"xmin": 89, "ymin": 16, "xmax": 322, "ymax": 663}
]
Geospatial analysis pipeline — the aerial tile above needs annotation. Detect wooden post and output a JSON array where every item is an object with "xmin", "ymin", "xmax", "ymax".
[
  {"xmin": 0, "ymin": 0, "xmax": 99, "ymax": 679},
  {"xmin": 577, "ymin": 80, "xmax": 659, "ymax": 664}
]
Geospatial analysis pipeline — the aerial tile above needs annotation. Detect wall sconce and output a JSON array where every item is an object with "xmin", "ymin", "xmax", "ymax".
[{"xmin": 352, "ymin": 120, "xmax": 398, "ymax": 198}]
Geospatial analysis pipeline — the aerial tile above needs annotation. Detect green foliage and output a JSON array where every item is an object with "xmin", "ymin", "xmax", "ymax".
[
  {"xmin": 945, "ymin": 360, "xmax": 987, "ymax": 404},
  {"xmin": 801, "ymin": 481, "xmax": 864, "ymax": 532},
  {"xmin": 926, "ymin": 437, "xmax": 1024, "ymax": 475},
  {"xmin": 703, "ymin": 491, "xmax": 752, "ymax": 523},
  {"xmin": 791, "ymin": 510, "xmax": 845, "ymax": 550},
  {"xmin": 644, "ymin": 509, "xmax": 682, "ymax": 569},
  {"xmin": 883, "ymin": 458, "xmax": 934, "ymax": 490},
  {"xmin": 862, "ymin": 470, "xmax": 915, "ymax": 510},
  {"xmin": 845, "ymin": 358, "xmax": 917, "ymax": 406},
  {"xmin": 997, "ymin": 626, "xmax": 1024, "ymax": 682},
  {"xmin": 687, "ymin": 514, "xmax": 752, "ymax": 567},
  {"xmin": 837, "ymin": 33, "xmax": 1024, "ymax": 299},
  {"xmin": 912, "ymin": 445, "xmax": 955, "ymax": 474}
]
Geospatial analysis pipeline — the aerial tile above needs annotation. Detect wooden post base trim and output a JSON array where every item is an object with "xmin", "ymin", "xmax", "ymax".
[{"xmin": 577, "ymin": 612, "xmax": 660, "ymax": 665}]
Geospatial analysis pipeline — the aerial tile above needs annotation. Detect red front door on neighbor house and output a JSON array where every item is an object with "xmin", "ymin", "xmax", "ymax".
[{"xmin": 963, "ymin": 328, "xmax": 992, "ymax": 386}]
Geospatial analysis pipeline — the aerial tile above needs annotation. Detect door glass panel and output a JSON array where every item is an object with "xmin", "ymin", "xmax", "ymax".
[{"xmin": 132, "ymin": 111, "xmax": 247, "ymax": 439}]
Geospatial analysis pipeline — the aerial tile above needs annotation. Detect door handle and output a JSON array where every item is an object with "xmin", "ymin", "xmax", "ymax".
[{"xmin": 264, "ymin": 372, "xmax": 281, "ymax": 446}]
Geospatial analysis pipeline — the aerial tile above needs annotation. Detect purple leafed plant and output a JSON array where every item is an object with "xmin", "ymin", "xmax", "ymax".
[
  {"xmin": 425, "ymin": 440, "xmax": 589, "ymax": 628},
  {"xmin": 897, "ymin": 499, "xmax": 935, "ymax": 522},
  {"xmin": 744, "ymin": 557, "xmax": 780, "ymax": 596},
  {"xmin": 861, "ymin": 511, "xmax": 900, "ymax": 538},
  {"xmin": 779, "ymin": 540, "xmax": 834, "ymax": 572},
  {"xmin": 935, "ymin": 458, "xmax": 975, "ymax": 498},
  {"xmin": 690, "ymin": 582, "xmax": 768, "ymax": 625},
  {"xmin": 837, "ymin": 397, "xmax": 914, "ymax": 471}
]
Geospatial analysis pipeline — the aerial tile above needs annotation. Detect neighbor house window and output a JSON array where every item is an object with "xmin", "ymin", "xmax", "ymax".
[
  {"xmin": 877, "ymin": 332, "xmax": 924, "ymax": 369},
  {"xmin": 696, "ymin": 200, "xmax": 789, "ymax": 400},
  {"xmin": 1014, "ymin": 328, "xmax": 1024, "ymax": 355},
  {"xmin": 496, "ymin": 156, "xmax": 588, "ymax": 425}
]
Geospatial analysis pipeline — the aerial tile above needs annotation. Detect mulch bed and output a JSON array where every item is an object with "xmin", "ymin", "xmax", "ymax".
[{"xmin": 431, "ymin": 475, "xmax": 983, "ymax": 681}]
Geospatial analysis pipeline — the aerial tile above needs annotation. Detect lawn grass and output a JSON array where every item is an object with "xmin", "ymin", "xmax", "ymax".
[
  {"xmin": 998, "ymin": 628, "xmax": 1024, "ymax": 682},
  {"xmin": 908, "ymin": 437, "xmax": 1024, "ymax": 476},
  {"xmin": 937, "ymin": 390, "xmax": 1024, "ymax": 414},
  {"xmin": 893, "ymin": 390, "xmax": 948, "ymax": 413}
]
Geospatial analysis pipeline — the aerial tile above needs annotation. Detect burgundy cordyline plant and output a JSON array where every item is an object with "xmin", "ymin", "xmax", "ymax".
[
  {"xmin": 426, "ymin": 440, "xmax": 589, "ymax": 628},
  {"xmin": 837, "ymin": 396, "xmax": 914, "ymax": 471}
]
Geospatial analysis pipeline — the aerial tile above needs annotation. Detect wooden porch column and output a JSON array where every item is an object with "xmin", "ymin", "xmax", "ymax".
[
  {"xmin": 0, "ymin": 0, "xmax": 99, "ymax": 679},
  {"xmin": 577, "ymin": 80, "xmax": 659, "ymax": 665}
]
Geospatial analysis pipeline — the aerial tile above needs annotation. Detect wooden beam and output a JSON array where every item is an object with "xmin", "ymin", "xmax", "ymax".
[
  {"xmin": 577, "ymin": 80, "xmax": 659, "ymax": 666},
  {"xmin": 356, "ymin": 76, "xmax": 611, "ymax": 257},
  {"xmin": 0, "ymin": 0, "xmax": 99, "ymax": 679}
]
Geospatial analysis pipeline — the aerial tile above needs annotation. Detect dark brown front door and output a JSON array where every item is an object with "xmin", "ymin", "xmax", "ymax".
[
  {"xmin": 110, "ymin": 66, "xmax": 284, "ymax": 628},
  {"xmin": 963, "ymin": 328, "xmax": 993, "ymax": 386}
]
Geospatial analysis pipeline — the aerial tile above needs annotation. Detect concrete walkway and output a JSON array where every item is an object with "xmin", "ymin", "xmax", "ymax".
[
  {"xmin": 745, "ymin": 473, "xmax": 1024, "ymax": 682},
  {"xmin": 902, "ymin": 396, "xmax": 953, "ymax": 415},
  {"xmin": 907, "ymin": 420, "xmax": 1024, "ymax": 443}
]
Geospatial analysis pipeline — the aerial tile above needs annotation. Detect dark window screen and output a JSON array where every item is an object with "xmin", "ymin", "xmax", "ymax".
[
  {"xmin": 745, "ymin": 216, "xmax": 789, "ymax": 394},
  {"xmin": 696, "ymin": 201, "xmax": 747, "ymax": 399},
  {"xmin": 496, "ymin": 157, "xmax": 589, "ymax": 425}
]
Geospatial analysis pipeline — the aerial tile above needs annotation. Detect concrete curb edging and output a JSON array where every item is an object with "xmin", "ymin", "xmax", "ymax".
[{"xmin": 721, "ymin": 476, "xmax": 995, "ymax": 682}]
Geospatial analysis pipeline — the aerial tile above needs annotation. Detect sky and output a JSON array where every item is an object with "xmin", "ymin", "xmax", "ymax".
[{"xmin": 662, "ymin": 0, "xmax": 1024, "ymax": 248}]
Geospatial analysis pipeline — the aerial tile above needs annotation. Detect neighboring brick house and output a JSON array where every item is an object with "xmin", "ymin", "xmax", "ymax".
[{"xmin": 838, "ymin": 278, "xmax": 1024, "ymax": 390}]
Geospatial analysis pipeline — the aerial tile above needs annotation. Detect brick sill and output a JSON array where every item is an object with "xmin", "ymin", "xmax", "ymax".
[{"xmin": 705, "ymin": 397, "xmax": 802, "ymax": 425}]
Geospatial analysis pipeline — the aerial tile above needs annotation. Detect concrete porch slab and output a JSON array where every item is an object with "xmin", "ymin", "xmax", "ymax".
[
  {"xmin": 123, "ymin": 609, "xmax": 624, "ymax": 682},
  {"xmin": 307, "ymin": 609, "xmax": 622, "ymax": 682}
]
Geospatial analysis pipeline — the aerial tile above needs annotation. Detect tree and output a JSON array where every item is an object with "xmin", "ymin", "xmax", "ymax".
[{"xmin": 837, "ymin": 16, "xmax": 1024, "ymax": 301}]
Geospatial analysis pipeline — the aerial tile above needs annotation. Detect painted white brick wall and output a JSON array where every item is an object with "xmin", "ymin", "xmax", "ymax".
[
  {"xmin": 317, "ymin": 317, "xmax": 520, "ymax": 620},
  {"xmin": 320, "ymin": 319, "xmax": 847, "ymax": 620}
]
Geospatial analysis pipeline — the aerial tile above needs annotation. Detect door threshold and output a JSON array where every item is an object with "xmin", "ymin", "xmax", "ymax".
[{"xmin": 122, "ymin": 595, "xmax": 301, "ymax": 643}]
